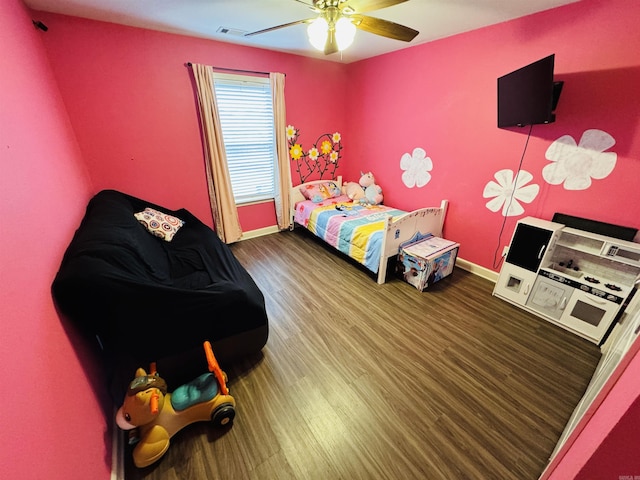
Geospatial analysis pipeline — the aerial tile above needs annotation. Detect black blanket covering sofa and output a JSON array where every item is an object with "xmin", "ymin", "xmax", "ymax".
[{"xmin": 52, "ymin": 190, "xmax": 268, "ymax": 401}]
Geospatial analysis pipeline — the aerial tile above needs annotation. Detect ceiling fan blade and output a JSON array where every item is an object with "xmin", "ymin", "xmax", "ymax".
[
  {"xmin": 293, "ymin": 0, "xmax": 320, "ymax": 10},
  {"xmin": 324, "ymin": 28, "xmax": 339, "ymax": 55},
  {"xmin": 341, "ymin": 0, "xmax": 408, "ymax": 15},
  {"xmin": 245, "ymin": 18, "xmax": 313, "ymax": 37},
  {"xmin": 354, "ymin": 14, "xmax": 418, "ymax": 42}
]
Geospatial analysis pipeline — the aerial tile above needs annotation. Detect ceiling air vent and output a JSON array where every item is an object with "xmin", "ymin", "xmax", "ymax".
[{"xmin": 216, "ymin": 27, "xmax": 247, "ymax": 37}]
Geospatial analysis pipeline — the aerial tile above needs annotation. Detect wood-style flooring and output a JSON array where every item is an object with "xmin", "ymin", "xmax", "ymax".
[{"xmin": 124, "ymin": 229, "xmax": 601, "ymax": 480}]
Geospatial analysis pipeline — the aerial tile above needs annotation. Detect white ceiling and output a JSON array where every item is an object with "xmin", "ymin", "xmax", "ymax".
[{"xmin": 24, "ymin": 0, "xmax": 580, "ymax": 63}]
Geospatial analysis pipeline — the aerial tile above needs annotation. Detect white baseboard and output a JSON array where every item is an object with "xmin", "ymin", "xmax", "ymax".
[
  {"xmin": 111, "ymin": 413, "xmax": 124, "ymax": 480},
  {"xmin": 240, "ymin": 225, "xmax": 280, "ymax": 240},
  {"xmin": 455, "ymin": 257, "xmax": 498, "ymax": 283},
  {"xmin": 240, "ymin": 228, "xmax": 499, "ymax": 284}
]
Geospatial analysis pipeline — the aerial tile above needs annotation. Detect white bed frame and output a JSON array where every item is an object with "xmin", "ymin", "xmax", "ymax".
[{"xmin": 290, "ymin": 176, "xmax": 449, "ymax": 284}]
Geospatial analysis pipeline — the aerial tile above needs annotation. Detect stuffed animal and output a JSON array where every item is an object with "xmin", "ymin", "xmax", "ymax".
[
  {"xmin": 341, "ymin": 181, "xmax": 366, "ymax": 202},
  {"xmin": 116, "ymin": 342, "xmax": 236, "ymax": 468},
  {"xmin": 357, "ymin": 171, "xmax": 384, "ymax": 205},
  {"xmin": 341, "ymin": 171, "xmax": 384, "ymax": 204}
]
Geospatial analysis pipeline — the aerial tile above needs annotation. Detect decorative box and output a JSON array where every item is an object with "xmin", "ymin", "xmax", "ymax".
[{"xmin": 397, "ymin": 234, "xmax": 460, "ymax": 291}]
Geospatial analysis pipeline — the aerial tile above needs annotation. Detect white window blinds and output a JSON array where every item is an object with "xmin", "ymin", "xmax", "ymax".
[{"xmin": 213, "ymin": 73, "xmax": 276, "ymax": 204}]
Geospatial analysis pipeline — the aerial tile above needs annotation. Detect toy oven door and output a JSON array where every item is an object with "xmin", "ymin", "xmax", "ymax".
[{"xmin": 560, "ymin": 289, "xmax": 619, "ymax": 343}]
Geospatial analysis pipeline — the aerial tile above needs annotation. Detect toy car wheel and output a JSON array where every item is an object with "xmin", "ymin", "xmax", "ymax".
[{"xmin": 212, "ymin": 403, "xmax": 235, "ymax": 427}]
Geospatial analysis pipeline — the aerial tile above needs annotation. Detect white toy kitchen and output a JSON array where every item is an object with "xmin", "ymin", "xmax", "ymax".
[{"xmin": 493, "ymin": 217, "xmax": 640, "ymax": 345}]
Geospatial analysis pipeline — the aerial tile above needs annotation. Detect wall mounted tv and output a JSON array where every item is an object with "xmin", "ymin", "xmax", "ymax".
[{"xmin": 497, "ymin": 54, "xmax": 564, "ymax": 128}]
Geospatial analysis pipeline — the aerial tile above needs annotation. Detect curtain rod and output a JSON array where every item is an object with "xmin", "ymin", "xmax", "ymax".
[{"xmin": 186, "ymin": 62, "xmax": 279, "ymax": 77}]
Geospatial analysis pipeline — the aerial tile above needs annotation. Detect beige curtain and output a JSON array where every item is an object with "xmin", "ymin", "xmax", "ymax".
[
  {"xmin": 191, "ymin": 63, "xmax": 242, "ymax": 243},
  {"xmin": 270, "ymin": 72, "xmax": 292, "ymax": 230}
]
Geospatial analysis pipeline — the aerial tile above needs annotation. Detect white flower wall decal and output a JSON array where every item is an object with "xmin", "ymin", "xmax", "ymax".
[
  {"xmin": 543, "ymin": 129, "xmax": 617, "ymax": 190},
  {"xmin": 400, "ymin": 147, "xmax": 433, "ymax": 188},
  {"xmin": 483, "ymin": 169, "xmax": 540, "ymax": 217}
]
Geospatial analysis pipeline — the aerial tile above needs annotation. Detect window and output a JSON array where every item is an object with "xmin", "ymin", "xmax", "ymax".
[{"xmin": 213, "ymin": 73, "xmax": 276, "ymax": 204}]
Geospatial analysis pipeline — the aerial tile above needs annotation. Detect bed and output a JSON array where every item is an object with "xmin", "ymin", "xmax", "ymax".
[
  {"xmin": 52, "ymin": 190, "xmax": 269, "ymax": 401},
  {"xmin": 290, "ymin": 176, "xmax": 449, "ymax": 284}
]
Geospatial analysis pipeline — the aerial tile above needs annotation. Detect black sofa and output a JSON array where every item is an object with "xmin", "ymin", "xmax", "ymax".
[{"xmin": 52, "ymin": 190, "xmax": 268, "ymax": 401}]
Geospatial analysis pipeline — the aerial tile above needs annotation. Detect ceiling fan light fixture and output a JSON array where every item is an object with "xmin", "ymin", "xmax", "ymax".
[
  {"xmin": 307, "ymin": 17, "xmax": 329, "ymax": 51},
  {"xmin": 248, "ymin": 0, "xmax": 418, "ymax": 56},
  {"xmin": 335, "ymin": 17, "xmax": 356, "ymax": 51}
]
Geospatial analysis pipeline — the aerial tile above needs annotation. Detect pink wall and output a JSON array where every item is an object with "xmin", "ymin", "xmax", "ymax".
[
  {"xmin": 23, "ymin": 0, "xmax": 640, "ymax": 477},
  {"xmin": 577, "ymin": 387, "xmax": 640, "ymax": 478},
  {"xmin": 562, "ymin": 347, "xmax": 640, "ymax": 479},
  {"xmin": 345, "ymin": 0, "xmax": 640, "ymax": 272},
  {"xmin": 36, "ymin": 12, "xmax": 349, "ymax": 230},
  {"xmin": 0, "ymin": 1, "xmax": 110, "ymax": 479},
  {"xmin": 344, "ymin": 0, "xmax": 640, "ymax": 477}
]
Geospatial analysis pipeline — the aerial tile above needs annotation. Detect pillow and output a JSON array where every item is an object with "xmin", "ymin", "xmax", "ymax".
[
  {"xmin": 299, "ymin": 181, "xmax": 341, "ymax": 203},
  {"xmin": 134, "ymin": 207, "xmax": 184, "ymax": 242}
]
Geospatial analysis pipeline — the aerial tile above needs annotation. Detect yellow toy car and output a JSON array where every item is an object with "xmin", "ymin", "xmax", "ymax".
[{"xmin": 116, "ymin": 341, "xmax": 235, "ymax": 468}]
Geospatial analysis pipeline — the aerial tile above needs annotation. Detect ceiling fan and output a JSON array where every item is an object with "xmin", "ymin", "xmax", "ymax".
[{"xmin": 245, "ymin": 0, "xmax": 419, "ymax": 55}]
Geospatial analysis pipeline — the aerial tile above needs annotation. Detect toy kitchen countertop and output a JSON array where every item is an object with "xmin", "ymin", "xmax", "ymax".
[
  {"xmin": 538, "ymin": 266, "xmax": 632, "ymax": 305},
  {"xmin": 526, "ymin": 253, "xmax": 639, "ymax": 344}
]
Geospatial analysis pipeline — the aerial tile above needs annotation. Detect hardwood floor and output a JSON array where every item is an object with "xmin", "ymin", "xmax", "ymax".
[{"xmin": 124, "ymin": 229, "xmax": 601, "ymax": 479}]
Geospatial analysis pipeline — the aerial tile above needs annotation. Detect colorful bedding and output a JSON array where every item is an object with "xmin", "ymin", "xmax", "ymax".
[{"xmin": 294, "ymin": 195, "xmax": 406, "ymax": 273}]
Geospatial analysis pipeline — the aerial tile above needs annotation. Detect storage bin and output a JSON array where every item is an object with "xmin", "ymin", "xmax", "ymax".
[{"xmin": 397, "ymin": 235, "xmax": 459, "ymax": 291}]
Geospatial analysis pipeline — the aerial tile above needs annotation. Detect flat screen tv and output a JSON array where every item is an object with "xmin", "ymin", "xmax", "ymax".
[{"xmin": 497, "ymin": 54, "xmax": 563, "ymax": 128}]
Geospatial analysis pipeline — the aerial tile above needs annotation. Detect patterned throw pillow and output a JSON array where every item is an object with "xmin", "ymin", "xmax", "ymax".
[
  {"xmin": 134, "ymin": 207, "xmax": 185, "ymax": 242},
  {"xmin": 299, "ymin": 181, "xmax": 342, "ymax": 203}
]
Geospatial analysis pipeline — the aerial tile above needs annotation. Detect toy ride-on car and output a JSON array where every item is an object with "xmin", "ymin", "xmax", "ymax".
[{"xmin": 116, "ymin": 340, "xmax": 235, "ymax": 468}]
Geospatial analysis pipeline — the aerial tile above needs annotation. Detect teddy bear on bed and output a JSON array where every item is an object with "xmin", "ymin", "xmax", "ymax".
[
  {"xmin": 341, "ymin": 179, "xmax": 366, "ymax": 202},
  {"xmin": 342, "ymin": 171, "xmax": 383, "ymax": 205}
]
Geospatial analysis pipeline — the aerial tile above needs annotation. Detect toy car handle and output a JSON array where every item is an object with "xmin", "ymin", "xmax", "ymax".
[
  {"xmin": 149, "ymin": 361, "xmax": 160, "ymax": 414},
  {"xmin": 150, "ymin": 392, "xmax": 160, "ymax": 414},
  {"xmin": 204, "ymin": 341, "xmax": 229, "ymax": 395}
]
